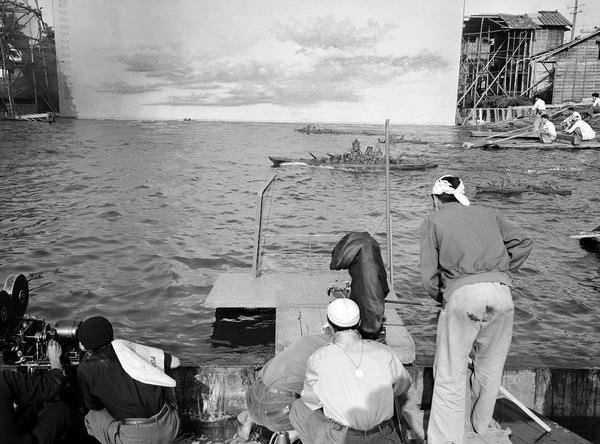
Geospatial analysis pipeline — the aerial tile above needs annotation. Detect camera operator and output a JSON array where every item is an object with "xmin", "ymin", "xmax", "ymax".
[
  {"xmin": 0, "ymin": 340, "xmax": 71, "ymax": 444},
  {"xmin": 76, "ymin": 316, "xmax": 180, "ymax": 444}
]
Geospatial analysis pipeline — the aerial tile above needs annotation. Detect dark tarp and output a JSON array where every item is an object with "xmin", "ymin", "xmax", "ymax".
[{"xmin": 330, "ymin": 232, "xmax": 389, "ymax": 338}]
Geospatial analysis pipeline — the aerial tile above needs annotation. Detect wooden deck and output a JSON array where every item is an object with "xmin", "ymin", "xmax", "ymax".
[{"xmin": 206, "ymin": 271, "xmax": 416, "ymax": 364}]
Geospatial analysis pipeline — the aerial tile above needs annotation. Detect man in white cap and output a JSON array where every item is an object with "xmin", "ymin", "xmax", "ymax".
[
  {"xmin": 420, "ymin": 175, "xmax": 533, "ymax": 444},
  {"xmin": 563, "ymin": 112, "xmax": 596, "ymax": 143},
  {"xmin": 289, "ymin": 298, "xmax": 411, "ymax": 444}
]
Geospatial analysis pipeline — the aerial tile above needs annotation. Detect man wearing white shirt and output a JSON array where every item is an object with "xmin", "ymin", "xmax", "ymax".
[
  {"xmin": 538, "ymin": 114, "xmax": 556, "ymax": 144},
  {"xmin": 565, "ymin": 115, "xmax": 596, "ymax": 142},
  {"xmin": 289, "ymin": 298, "xmax": 411, "ymax": 444},
  {"xmin": 531, "ymin": 94, "xmax": 546, "ymax": 129}
]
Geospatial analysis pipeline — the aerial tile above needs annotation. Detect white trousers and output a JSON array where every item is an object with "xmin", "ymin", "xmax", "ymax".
[{"xmin": 427, "ymin": 282, "xmax": 514, "ymax": 444}]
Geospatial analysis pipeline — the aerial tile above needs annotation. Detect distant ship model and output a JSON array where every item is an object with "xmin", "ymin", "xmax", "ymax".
[{"xmin": 476, "ymin": 180, "xmax": 571, "ymax": 196}]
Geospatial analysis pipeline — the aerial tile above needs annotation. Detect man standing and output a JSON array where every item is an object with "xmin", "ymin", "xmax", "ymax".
[
  {"xmin": 0, "ymin": 340, "xmax": 71, "ymax": 444},
  {"xmin": 77, "ymin": 316, "xmax": 180, "ymax": 444},
  {"xmin": 289, "ymin": 298, "xmax": 411, "ymax": 444},
  {"xmin": 538, "ymin": 114, "xmax": 556, "ymax": 144},
  {"xmin": 531, "ymin": 94, "xmax": 546, "ymax": 129},
  {"xmin": 420, "ymin": 175, "xmax": 533, "ymax": 444}
]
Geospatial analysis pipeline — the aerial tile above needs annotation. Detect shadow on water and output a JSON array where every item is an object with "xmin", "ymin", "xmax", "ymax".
[{"xmin": 211, "ymin": 308, "xmax": 275, "ymax": 348}]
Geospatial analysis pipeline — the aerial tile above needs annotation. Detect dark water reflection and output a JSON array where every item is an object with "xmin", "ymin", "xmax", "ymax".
[{"xmin": 1, "ymin": 119, "xmax": 599, "ymax": 367}]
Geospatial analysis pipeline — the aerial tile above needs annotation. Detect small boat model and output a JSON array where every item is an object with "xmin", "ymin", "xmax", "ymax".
[
  {"xmin": 377, "ymin": 135, "xmax": 429, "ymax": 145},
  {"xmin": 268, "ymin": 154, "xmax": 438, "ymax": 171},
  {"xmin": 476, "ymin": 184, "xmax": 572, "ymax": 196}
]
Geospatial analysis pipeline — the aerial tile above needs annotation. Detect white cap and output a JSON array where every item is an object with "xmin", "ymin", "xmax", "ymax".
[
  {"xmin": 327, "ymin": 298, "xmax": 360, "ymax": 328},
  {"xmin": 431, "ymin": 175, "xmax": 470, "ymax": 206},
  {"xmin": 573, "ymin": 111, "xmax": 581, "ymax": 120}
]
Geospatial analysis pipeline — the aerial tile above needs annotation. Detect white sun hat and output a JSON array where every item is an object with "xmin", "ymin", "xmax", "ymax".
[
  {"xmin": 327, "ymin": 298, "xmax": 360, "ymax": 327},
  {"xmin": 431, "ymin": 175, "xmax": 470, "ymax": 206}
]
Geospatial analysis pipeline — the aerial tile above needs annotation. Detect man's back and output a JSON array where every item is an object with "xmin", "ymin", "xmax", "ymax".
[
  {"xmin": 303, "ymin": 336, "xmax": 409, "ymax": 431},
  {"xmin": 420, "ymin": 202, "xmax": 532, "ymax": 300},
  {"xmin": 78, "ymin": 344, "xmax": 167, "ymax": 420},
  {"xmin": 259, "ymin": 333, "xmax": 329, "ymax": 392}
]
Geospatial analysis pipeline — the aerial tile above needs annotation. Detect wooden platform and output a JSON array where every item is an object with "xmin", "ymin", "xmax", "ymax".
[
  {"xmin": 494, "ymin": 398, "xmax": 592, "ymax": 443},
  {"xmin": 205, "ymin": 272, "xmax": 346, "ymax": 308},
  {"xmin": 206, "ymin": 271, "xmax": 416, "ymax": 364},
  {"xmin": 479, "ymin": 140, "xmax": 600, "ymax": 150}
]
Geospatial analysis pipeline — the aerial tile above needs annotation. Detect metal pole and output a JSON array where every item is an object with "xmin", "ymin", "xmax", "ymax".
[
  {"xmin": 252, "ymin": 174, "xmax": 277, "ymax": 278},
  {"xmin": 570, "ymin": 0, "xmax": 579, "ymax": 41},
  {"xmin": 384, "ymin": 119, "xmax": 394, "ymax": 291}
]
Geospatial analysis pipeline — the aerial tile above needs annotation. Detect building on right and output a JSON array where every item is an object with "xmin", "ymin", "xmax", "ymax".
[{"xmin": 532, "ymin": 28, "xmax": 600, "ymax": 103}]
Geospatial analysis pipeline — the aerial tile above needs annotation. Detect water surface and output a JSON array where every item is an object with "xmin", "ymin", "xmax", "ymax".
[{"xmin": 1, "ymin": 119, "xmax": 599, "ymax": 367}]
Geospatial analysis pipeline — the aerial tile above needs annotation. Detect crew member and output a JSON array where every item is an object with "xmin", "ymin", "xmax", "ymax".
[
  {"xmin": 588, "ymin": 92, "xmax": 600, "ymax": 116},
  {"xmin": 538, "ymin": 113, "xmax": 556, "ymax": 144},
  {"xmin": 238, "ymin": 330, "xmax": 332, "ymax": 442},
  {"xmin": 289, "ymin": 298, "xmax": 411, "ymax": 444},
  {"xmin": 531, "ymin": 94, "xmax": 546, "ymax": 129},
  {"xmin": 420, "ymin": 175, "xmax": 533, "ymax": 444},
  {"xmin": 560, "ymin": 107, "xmax": 579, "ymax": 131},
  {"xmin": 564, "ymin": 113, "xmax": 596, "ymax": 142},
  {"xmin": 0, "ymin": 340, "xmax": 71, "ymax": 444},
  {"xmin": 77, "ymin": 316, "xmax": 180, "ymax": 444}
]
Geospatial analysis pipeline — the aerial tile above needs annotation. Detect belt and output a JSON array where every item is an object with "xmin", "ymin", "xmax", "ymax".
[
  {"xmin": 121, "ymin": 402, "xmax": 171, "ymax": 426},
  {"xmin": 267, "ymin": 387, "xmax": 299, "ymax": 398},
  {"xmin": 258, "ymin": 378, "xmax": 299, "ymax": 398},
  {"xmin": 331, "ymin": 417, "xmax": 395, "ymax": 436}
]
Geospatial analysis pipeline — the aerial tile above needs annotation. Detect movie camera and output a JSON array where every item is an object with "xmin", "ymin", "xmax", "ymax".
[{"xmin": 0, "ymin": 274, "xmax": 81, "ymax": 369}]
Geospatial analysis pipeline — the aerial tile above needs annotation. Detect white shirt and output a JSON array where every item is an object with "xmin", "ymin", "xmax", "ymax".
[
  {"xmin": 541, "ymin": 120, "xmax": 556, "ymax": 137},
  {"xmin": 532, "ymin": 98, "xmax": 546, "ymax": 112},
  {"xmin": 593, "ymin": 97, "xmax": 600, "ymax": 107},
  {"xmin": 566, "ymin": 120, "xmax": 596, "ymax": 140},
  {"xmin": 300, "ymin": 330, "xmax": 411, "ymax": 430}
]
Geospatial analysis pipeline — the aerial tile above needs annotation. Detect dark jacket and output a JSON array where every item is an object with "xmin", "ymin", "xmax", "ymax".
[
  {"xmin": 77, "ymin": 344, "xmax": 169, "ymax": 420},
  {"xmin": 0, "ymin": 368, "xmax": 65, "ymax": 444},
  {"xmin": 330, "ymin": 232, "xmax": 389, "ymax": 337},
  {"xmin": 420, "ymin": 203, "xmax": 533, "ymax": 301}
]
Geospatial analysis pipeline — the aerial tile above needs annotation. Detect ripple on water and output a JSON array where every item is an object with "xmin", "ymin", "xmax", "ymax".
[{"xmin": 0, "ymin": 120, "xmax": 599, "ymax": 365}]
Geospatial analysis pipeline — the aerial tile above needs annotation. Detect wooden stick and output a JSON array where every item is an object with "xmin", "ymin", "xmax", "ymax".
[
  {"xmin": 479, "ymin": 126, "xmax": 532, "ymax": 142},
  {"xmin": 570, "ymin": 232, "xmax": 600, "ymax": 239},
  {"xmin": 464, "ymin": 128, "xmax": 537, "ymax": 149},
  {"xmin": 499, "ymin": 386, "xmax": 552, "ymax": 433}
]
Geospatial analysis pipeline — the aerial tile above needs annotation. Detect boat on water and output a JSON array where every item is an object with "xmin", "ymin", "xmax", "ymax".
[
  {"xmin": 268, "ymin": 155, "xmax": 438, "ymax": 171},
  {"xmin": 378, "ymin": 135, "xmax": 430, "ymax": 145},
  {"xmin": 476, "ymin": 184, "xmax": 572, "ymax": 196}
]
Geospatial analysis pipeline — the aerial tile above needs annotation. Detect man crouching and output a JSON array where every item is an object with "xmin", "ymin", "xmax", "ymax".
[
  {"xmin": 77, "ymin": 316, "xmax": 180, "ymax": 444},
  {"xmin": 289, "ymin": 298, "xmax": 411, "ymax": 444}
]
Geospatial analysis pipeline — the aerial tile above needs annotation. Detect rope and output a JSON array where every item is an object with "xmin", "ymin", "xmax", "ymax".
[{"xmin": 268, "ymin": 432, "xmax": 278, "ymax": 444}]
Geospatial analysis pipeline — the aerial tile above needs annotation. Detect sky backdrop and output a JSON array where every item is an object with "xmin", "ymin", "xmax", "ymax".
[{"xmin": 41, "ymin": 0, "xmax": 600, "ymax": 124}]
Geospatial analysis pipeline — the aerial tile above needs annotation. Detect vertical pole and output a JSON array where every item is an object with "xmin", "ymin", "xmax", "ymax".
[
  {"xmin": 570, "ymin": 0, "xmax": 579, "ymax": 41},
  {"xmin": 30, "ymin": 45, "xmax": 38, "ymax": 112},
  {"xmin": 384, "ymin": 119, "xmax": 394, "ymax": 291}
]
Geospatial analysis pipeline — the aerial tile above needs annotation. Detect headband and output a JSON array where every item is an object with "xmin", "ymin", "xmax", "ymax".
[{"xmin": 431, "ymin": 176, "xmax": 470, "ymax": 206}]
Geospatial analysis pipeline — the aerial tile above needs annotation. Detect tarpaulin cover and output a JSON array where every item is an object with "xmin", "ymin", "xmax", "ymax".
[{"xmin": 329, "ymin": 232, "xmax": 389, "ymax": 338}]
